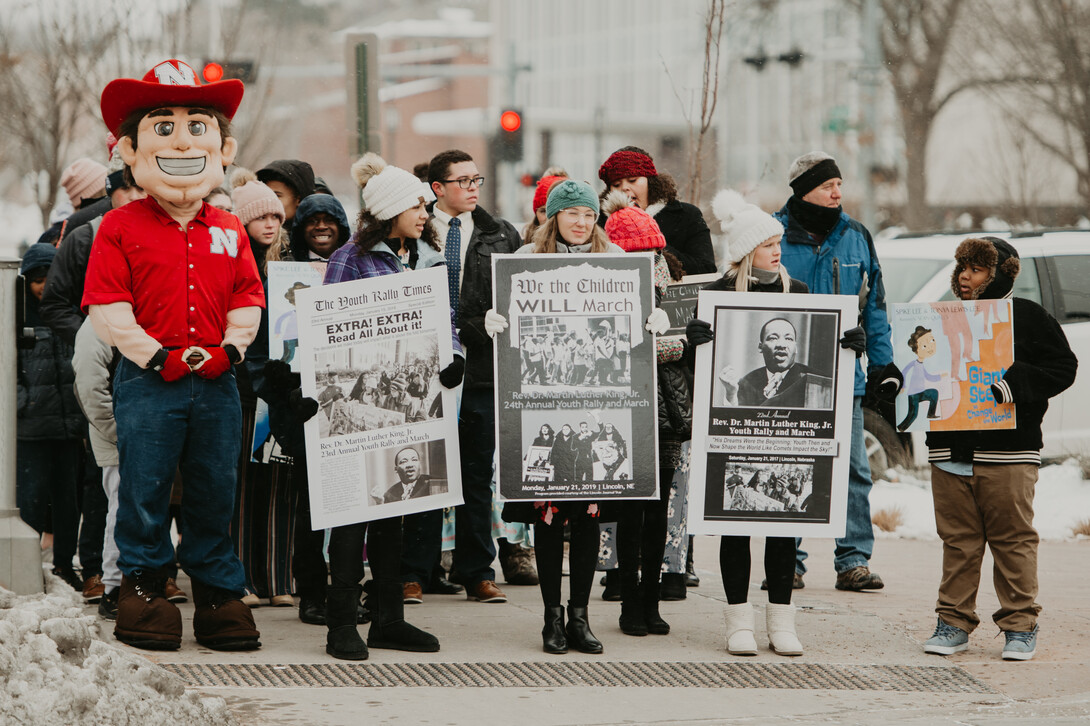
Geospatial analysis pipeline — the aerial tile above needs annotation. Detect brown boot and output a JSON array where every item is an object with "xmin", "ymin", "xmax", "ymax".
[
  {"xmin": 115, "ymin": 572, "xmax": 182, "ymax": 651},
  {"xmin": 191, "ymin": 580, "xmax": 262, "ymax": 651}
]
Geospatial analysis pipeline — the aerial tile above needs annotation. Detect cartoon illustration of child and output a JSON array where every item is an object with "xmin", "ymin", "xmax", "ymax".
[
  {"xmin": 898, "ymin": 325, "xmax": 943, "ymax": 431},
  {"xmin": 274, "ymin": 281, "xmax": 309, "ymax": 364}
]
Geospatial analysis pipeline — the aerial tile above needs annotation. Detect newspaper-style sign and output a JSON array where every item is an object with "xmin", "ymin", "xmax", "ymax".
[
  {"xmin": 268, "ymin": 261, "xmax": 326, "ymax": 372},
  {"xmin": 492, "ymin": 253, "xmax": 659, "ymax": 501},
  {"xmin": 890, "ymin": 300, "xmax": 1015, "ymax": 432},
  {"xmin": 295, "ymin": 266, "xmax": 462, "ymax": 528},
  {"xmin": 688, "ymin": 291, "xmax": 856, "ymax": 537},
  {"xmin": 661, "ymin": 273, "xmax": 719, "ymax": 337}
]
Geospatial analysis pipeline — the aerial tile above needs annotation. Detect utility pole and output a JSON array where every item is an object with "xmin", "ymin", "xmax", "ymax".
[{"xmin": 858, "ymin": 0, "xmax": 882, "ymax": 232}]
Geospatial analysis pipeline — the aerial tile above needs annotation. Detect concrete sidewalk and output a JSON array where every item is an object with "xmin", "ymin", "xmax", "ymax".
[{"xmin": 120, "ymin": 537, "xmax": 1090, "ymax": 725}]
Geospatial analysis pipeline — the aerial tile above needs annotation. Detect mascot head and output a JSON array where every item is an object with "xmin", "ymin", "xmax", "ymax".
[{"xmin": 101, "ymin": 59, "xmax": 243, "ymax": 206}]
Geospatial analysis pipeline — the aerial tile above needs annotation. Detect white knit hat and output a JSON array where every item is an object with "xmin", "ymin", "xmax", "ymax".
[
  {"xmin": 710, "ymin": 189, "xmax": 784, "ymax": 264},
  {"xmin": 352, "ymin": 152, "xmax": 435, "ymax": 221}
]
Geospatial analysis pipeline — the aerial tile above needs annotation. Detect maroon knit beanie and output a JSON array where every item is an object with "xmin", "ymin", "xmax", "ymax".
[{"xmin": 598, "ymin": 150, "xmax": 657, "ymax": 185}]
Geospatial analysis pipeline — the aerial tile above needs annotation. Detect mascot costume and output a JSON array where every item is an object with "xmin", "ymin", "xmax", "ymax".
[{"xmin": 82, "ymin": 59, "xmax": 265, "ymax": 651}]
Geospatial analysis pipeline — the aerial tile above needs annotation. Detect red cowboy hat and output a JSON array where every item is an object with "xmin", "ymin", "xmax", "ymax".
[{"xmin": 100, "ymin": 59, "xmax": 244, "ymax": 136}]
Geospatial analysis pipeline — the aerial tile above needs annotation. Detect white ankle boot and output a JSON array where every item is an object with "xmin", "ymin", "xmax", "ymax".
[
  {"xmin": 765, "ymin": 602, "xmax": 803, "ymax": 656},
  {"xmin": 723, "ymin": 602, "xmax": 757, "ymax": 655}
]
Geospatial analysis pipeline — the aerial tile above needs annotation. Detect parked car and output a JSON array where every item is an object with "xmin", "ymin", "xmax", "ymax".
[{"xmin": 865, "ymin": 229, "xmax": 1090, "ymax": 474}]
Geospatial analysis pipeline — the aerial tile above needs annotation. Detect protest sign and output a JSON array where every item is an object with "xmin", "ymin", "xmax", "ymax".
[
  {"xmin": 890, "ymin": 300, "xmax": 1015, "ymax": 432},
  {"xmin": 660, "ymin": 273, "xmax": 719, "ymax": 337},
  {"xmin": 492, "ymin": 253, "xmax": 658, "ymax": 501},
  {"xmin": 295, "ymin": 266, "xmax": 462, "ymax": 528},
  {"xmin": 688, "ymin": 291, "xmax": 856, "ymax": 537},
  {"xmin": 267, "ymin": 261, "xmax": 326, "ymax": 371}
]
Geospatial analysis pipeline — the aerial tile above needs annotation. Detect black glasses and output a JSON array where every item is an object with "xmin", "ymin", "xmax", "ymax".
[{"xmin": 440, "ymin": 176, "xmax": 485, "ymax": 189}]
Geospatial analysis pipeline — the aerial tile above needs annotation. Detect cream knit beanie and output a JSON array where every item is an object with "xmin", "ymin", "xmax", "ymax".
[
  {"xmin": 711, "ymin": 189, "xmax": 784, "ymax": 264},
  {"xmin": 352, "ymin": 152, "xmax": 435, "ymax": 221}
]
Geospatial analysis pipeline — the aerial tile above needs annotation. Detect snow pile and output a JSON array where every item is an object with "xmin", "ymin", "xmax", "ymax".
[
  {"xmin": 870, "ymin": 458, "xmax": 1090, "ymax": 541},
  {"xmin": 0, "ymin": 572, "xmax": 236, "ymax": 726}
]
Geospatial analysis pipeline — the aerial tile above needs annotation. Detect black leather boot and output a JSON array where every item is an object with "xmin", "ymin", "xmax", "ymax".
[
  {"xmin": 325, "ymin": 586, "xmax": 368, "ymax": 660},
  {"xmin": 566, "ymin": 605, "xmax": 603, "ymax": 654},
  {"xmin": 542, "ymin": 606, "xmax": 567, "ymax": 654}
]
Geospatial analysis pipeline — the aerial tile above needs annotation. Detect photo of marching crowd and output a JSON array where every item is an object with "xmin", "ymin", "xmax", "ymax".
[
  {"xmin": 517, "ymin": 315, "xmax": 632, "ymax": 389},
  {"xmin": 519, "ymin": 410, "xmax": 633, "ymax": 485},
  {"xmin": 313, "ymin": 334, "xmax": 444, "ymax": 439},
  {"xmin": 720, "ymin": 461, "xmax": 816, "ymax": 514}
]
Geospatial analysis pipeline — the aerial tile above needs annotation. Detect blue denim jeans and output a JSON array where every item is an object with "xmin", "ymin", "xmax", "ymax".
[
  {"xmin": 797, "ymin": 396, "xmax": 874, "ymax": 575},
  {"xmin": 113, "ymin": 358, "xmax": 246, "ymax": 593}
]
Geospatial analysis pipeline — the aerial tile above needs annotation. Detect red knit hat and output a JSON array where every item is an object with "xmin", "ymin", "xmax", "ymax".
[
  {"xmin": 532, "ymin": 175, "xmax": 565, "ymax": 215},
  {"xmin": 602, "ymin": 190, "xmax": 666, "ymax": 252},
  {"xmin": 598, "ymin": 150, "xmax": 657, "ymax": 185}
]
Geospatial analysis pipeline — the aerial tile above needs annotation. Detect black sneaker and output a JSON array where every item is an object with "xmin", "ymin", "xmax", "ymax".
[
  {"xmin": 51, "ymin": 566, "xmax": 83, "ymax": 592},
  {"xmin": 98, "ymin": 588, "xmax": 119, "ymax": 621}
]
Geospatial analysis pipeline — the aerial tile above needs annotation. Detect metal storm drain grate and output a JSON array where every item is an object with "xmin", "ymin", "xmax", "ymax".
[{"xmin": 161, "ymin": 662, "xmax": 994, "ymax": 693}]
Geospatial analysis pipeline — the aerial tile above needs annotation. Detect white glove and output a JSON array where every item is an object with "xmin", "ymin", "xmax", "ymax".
[
  {"xmin": 644, "ymin": 308, "xmax": 670, "ymax": 336},
  {"xmin": 484, "ymin": 309, "xmax": 509, "ymax": 337}
]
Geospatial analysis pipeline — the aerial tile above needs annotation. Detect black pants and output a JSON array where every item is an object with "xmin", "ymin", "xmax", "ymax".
[
  {"xmin": 720, "ymin": 536, "xmax": 796, "ymax": 605},
  {"xmin": 534, "ymin": 514, "xmax": 599, "ymax": 608},
  {"xmin": 328, "ymin": 516, "xmax": 401, "ymax": 589},
  {"xmin": 614, "ymin": 471, "xmax": 671, "ymax": 592},
  {"xmin": 292, "ymin": 465, "xmax": 329, "ymax": 597}
]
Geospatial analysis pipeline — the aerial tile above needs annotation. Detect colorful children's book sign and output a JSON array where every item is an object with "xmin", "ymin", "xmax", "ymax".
[{"xmin": 890, "ymin": 300, "xmax": 1015, "ymax": 432}]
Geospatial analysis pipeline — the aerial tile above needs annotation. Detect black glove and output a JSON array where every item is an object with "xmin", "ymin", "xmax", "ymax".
[
  {"xmin": 288, "ymin": 388, "xmax": 319, "ymax": 424},
  {"xmin": 867, "ymin": 363, "xmax": 903, "ymax": 402},
  {"xmin": 438, "ymin": 355, "xmax": 465, "ymax": 389},
  {"xmin": 685, "ymin": 318, "xmax": 714, "ymax": 347},
  {"xmin": 839, "ymin": 325, "xmax": 866, "ymax": 356}
]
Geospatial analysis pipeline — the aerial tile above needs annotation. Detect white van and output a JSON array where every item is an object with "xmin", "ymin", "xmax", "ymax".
[{"xmin": 865, "ymin": 230, "xmax": 1089, "ymax": 472}]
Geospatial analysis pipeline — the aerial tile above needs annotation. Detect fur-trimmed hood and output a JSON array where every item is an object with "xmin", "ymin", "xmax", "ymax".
[{"xmin": 951, "ymin": 236, "xmax": 1020, "ymax": 300}]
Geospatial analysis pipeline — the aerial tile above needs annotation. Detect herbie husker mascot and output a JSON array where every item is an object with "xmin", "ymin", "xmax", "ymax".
[{"xmin": 82, "ymin": 59, "xmax": 265, "ymax": 651}]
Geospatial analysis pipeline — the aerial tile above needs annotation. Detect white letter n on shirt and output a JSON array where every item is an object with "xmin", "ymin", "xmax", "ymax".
[{"xmin": 209, "ymin": 227, "xmax": 239, "ymax": 258}]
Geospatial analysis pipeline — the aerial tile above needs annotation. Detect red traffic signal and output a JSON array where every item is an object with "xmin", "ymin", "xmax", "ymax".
[
  {"xmin": 500, "ymin": 110, "xmax": 522, "ymax": 133},
  {"xmin": 202, "ymin": 62, "xmax": 224, "ymax": 83}
]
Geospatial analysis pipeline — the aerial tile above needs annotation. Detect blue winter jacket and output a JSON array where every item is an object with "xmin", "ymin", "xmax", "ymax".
[{"xmin": 774, "ymin": 202, "xmax": 893, "ymax": 396}]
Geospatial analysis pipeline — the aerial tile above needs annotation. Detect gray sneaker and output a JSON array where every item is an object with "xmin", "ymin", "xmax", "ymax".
[
  {"xmin": 1002, "ymin": 626, "xmax": 1038, "ymax": 661},
  {"xmin": 923, "ymin": 617, "xmax": 968, "ymax": 655}
]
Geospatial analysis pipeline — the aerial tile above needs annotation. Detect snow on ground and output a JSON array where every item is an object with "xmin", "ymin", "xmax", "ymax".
[
  {"xmin": 0, "ymin": 570, "xmax": 236, "ymax": 726},
  {"xmin": 870, "ymin": 458, "xmax": 1090, "ymax": 541}
]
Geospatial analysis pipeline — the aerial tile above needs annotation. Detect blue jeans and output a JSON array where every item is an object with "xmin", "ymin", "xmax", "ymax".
[
  {"xmin": 452, "ymin": 387, "xmax": 497, "ymax": 585},
  {"xmin": 113, "ymin": 358, "xmax": 246, "ymax": 593},
  {"xmin": 797, "ymin": 396, "xmax": 874, "ymax": 575}
]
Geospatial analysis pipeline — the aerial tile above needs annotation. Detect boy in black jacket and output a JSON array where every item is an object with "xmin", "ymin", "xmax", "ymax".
[{"xmin": 922, "ymin": 237, "xmax": 1076, "ymax": 661}]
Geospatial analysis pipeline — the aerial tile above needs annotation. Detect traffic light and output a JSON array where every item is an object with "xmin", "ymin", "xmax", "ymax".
[
  {"xmin": 494, "ymin": 108, "xmax": 523, "ymax": 162},
  {"xmin": 201, "ymin": 60, "xmax": 257, "ymax": 84}
]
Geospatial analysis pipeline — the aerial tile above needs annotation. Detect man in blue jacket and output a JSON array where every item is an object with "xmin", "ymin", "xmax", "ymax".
[{"xmin": 775, "ymin": 152, "xmax": 894, "ymax": 591}]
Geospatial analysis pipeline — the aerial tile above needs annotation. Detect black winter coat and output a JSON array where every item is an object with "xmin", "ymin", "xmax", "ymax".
[
  {"xmin": 452, "ymin": 205, "xmax": 523, "ymax": 390},
  {"xmin": 17, "ymin": 299, "xmax": 84, "ymax": 440},
  {"xmin": 653, "ymin": 199, "xmax": 716, "ymax": 275},
  {"xmin": 40, "ymin": 215, "xmax": 104, "ymax": 346}
]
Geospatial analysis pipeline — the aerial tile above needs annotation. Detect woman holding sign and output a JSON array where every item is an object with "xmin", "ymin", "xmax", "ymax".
[
  {"xmin": 685, "ymin": 190, "xmax": 865, "ymax": 657},
  {"xmin": 498, "ymin": 180, "xmax": 670, "ymax": 654},
  {"xmin": 319, "ymin": 153, "xmax": 465, "ymax": 661}
]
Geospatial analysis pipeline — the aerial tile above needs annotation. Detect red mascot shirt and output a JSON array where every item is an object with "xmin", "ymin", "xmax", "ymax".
[{"xmin": 82, "ymin": 196, "xmax": 265, "ymax": 349}]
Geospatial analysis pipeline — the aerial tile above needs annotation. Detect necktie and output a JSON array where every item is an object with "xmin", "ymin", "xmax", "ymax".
[
  {"xmin": 444, "ymin": 218, "xmax": 461, "ymax": 314},
  {"xmin": 763, "ymin": 371, "xmax": 787, "ymax": 400}
]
